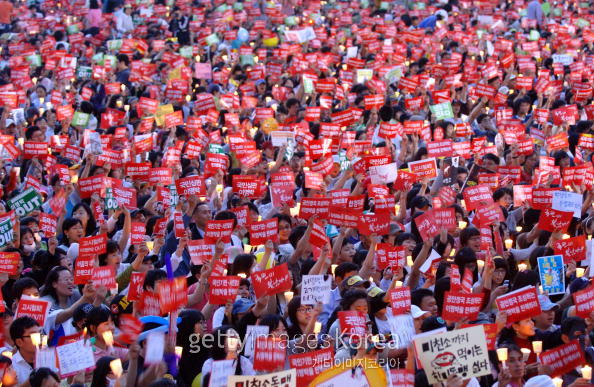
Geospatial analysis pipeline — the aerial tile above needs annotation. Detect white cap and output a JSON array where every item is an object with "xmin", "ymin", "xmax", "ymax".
[
  {"xmin": 411, "ymin": 304, "xmax": 431, "ymax": 319},
  {"xmin": 525, "ymin": 375, "xmax": 555, "ymax": 387}
]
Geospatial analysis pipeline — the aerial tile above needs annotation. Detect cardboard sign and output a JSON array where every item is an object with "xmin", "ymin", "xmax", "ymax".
[
  {"xmin": 573, "ymin": 285, "xmax": 594, "ymax": 318},
  {"xmin": 208, "ymin": 276, "xmax": 240, "ymax": 305},
  {"xmin": 551, "ymin": 190, "xmax": 582, "ymax": 219},
  {"xmin": 79, "ymin": 234, "xmax": 107, "ymax": 258},
  {"xmin": 495, "ymin": 285, "xmax": 541, "ymax": 323},
  {"xmin": 175, "ymin": 176, "xmax": 206, "ymax": 196},
  {"xmin": 131, "ymin": 222, "xmax": 146, "ymax": 245},
  {"xmin": 16, "ymin": 296, "xmax": 50, "ymax": 326},
  {"xmin": 144, "ymin": 331, "xmax": 165, "ymax": 365},
  {"xmin": 55, "ymin": 339, "xmax": 96, "ymax": 377},
  {"xmin": 408, "ymin": 158, "xmax": 437, "ymax": 179},
  {"xmin": 228, "ymin": 370, "xmax": 296, "ymax": 387},
  {"xmin": 553, "ymin": 235, "xmax": 586, "ymax": 263},
  {"xmin": 187, "ymin": 240, "xmax": 212, "ymax": 265},
  {"xmin": 289, "ymin": 348, "xmax": 334, "ymax": 387},
  {"xmin": 413, "ymin": 325, "xmax": 490, "ymax": 384},
  {"xmin": 73, "ymin": 255, "xmax": 94, "ymax": 285},
  {"xmin": 253, "ymin": 337, "xmax": 286, "ymax": 371},
  {"xmin": 389, "ymin": 286, "xmax": 411, "ymax": 315},
  {"xmin": 442, "ymin": 292, "xmax": 484, "ymax": 321},
  {"xmin": 92, "ymin": 266, "xmax": 117, "ymax": 290},
  {"xmin": 538, "ymin": 208, "xmax": 573, "ymax": 232},
  {"xmin": 248, "ymin": 218, "xmax": 278, "ymax": 245},
  {"xmin": 541, "ymin": 340, "xmax": 585, "ymax": 378},
  {"xmin": 537, "ymin": 255, "xmax": 565, "ymax": 295},
  {"xmin": 414, "ymin": 212, "xmax": 440, "ymax": 240},
  {"xmin": 7, "ymin": 187, "xmax": 43, "ymax": 217},
  {"xmin": 127, "ymin": 272, "xmax": 146, "ymax": 302},
  {"xmin": 204, "ymin": 219, "xmax": 235, "ymax": 244},
  {"xmin": 251, "ymin": 263, "xmax": 292, "ymax": 298},
  {"xmin": 301, "ymin": 275, "xmax": 332, "ymax": 305},
  {"xmin": 0, "ymin": 252, "xmax": 19, "ymax": 275},
  {"xmin": 338, "ymin": 311, "xmax": 367, "ymax": 338},
  {"xmin": 463, "ymin": 184, "xmax": 494, "ymax": 211}
]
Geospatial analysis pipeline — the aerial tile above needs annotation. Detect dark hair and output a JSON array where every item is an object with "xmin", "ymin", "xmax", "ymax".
[
  {"xmin": 493, "ymin": 187, "xmax": 512, "ymax": 202},
  {"xmin": 459, "ymin": 227, "xmax": 480, "ymax": 247},
  {"xmin": 177, "ymin": 310, "xmax": 207, "ymax": 386},
  {"xmin": 98, "ymin": 240, "xmax": 120, "ymax": 266},
  {"xmin": 40, "ymin": 266, "xmax": 70, "ymax": 301},
  {"xmin": 143, "ymin": 269, "xmax": 168, "ymax": 291},
  {"xmin": 11, "ymin": 277, "xmax": 39, "ymax": 303},
  {"xmin": 334, "ymin": 262, "xmax": 359, "ymax": 281},
  {"xmin": 511, "ymin": 270, "xmax": 540, "ymax": 291},
  {"xmin": 561, "ymin": 316, "xmax": 586, "ymax": 337},
  {"xmin": 61, "ymin": 218, "xmax": 83, "ymax": 246},
  {"xmin": 86, "ymin": 306, "xmax": 112, "ymax": 336},
  {"xmin": 258, "ymin": 314, "xmax": 288, "ymax": 333},
  {"xmin": 272, "ymin": 213, "xmax": 292, "ymax": 227},
  {"xmin": 10, "ymin": 316, "xmax": 39, "ymax": 347},
  {"xmin": 72, "ymin": 202, "xmax": 97, "ymax": 236},
  {"xmin": 411, "ymin": 288, "xmax": 434, "ymax": 308},
  {"xmin": 340, "ymin": 289, "xmax": 368, "ymax": 311},
  {"xmin": 209, "ymin": 325, "xmax": 243, "ymax": 378},
  {"xmin": 434, "ymin": 277, "xmax": 451, "ymax": 315},
  {"xmin": 454, "ymin": 247, "xmax": 478, "ymax": 281},
  {"xmin": 90, "ymin": 356, "xmax": 117, "ymax": 387},
  {"xmin": 29, "ymin": 368, "xmax": 60, "ymax": 387},
  {"xmin": 230, "ymin": 254, "xmax": 255, "ymax": 276}
]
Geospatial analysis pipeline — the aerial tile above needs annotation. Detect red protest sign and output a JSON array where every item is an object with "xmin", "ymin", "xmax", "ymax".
[
  {"xmin": 131, "ymin": 222, "xmax": 146, "ymax": 245},
  {"xmin": 92, "ymin": 266, "xmax": 117, "ymax": 290},
  {"xmin": 531, "ymin": 187, "xmax": 557, "ymax": 210},
  {"xmin": 157, "ymin": 277, "xmax": 187, "ymax": 314},
  {"xmin": 442, "ymin": 292, "xmax": 484, "ymax": 321},
  {"xmin": 573, "ymin": 285, "xmax": 594, "ymax": 318},
  {"xmin": 253, "ymin": 337, "xmax": 285, "ymax": 372},
  {"xmin": 127, "ymin": 272, "xmax": 146, "ymax": 302},
  {"xmin": 248, "ymin": 218, "xmax": 278, "ymax": 245},
  {"xmin": 204, "ymin": 219, "xmax": 234, "ymax": 244},
  {"xmin": 251, "ymin": 263, "xmax": 292, "ymax": 298},
  {"xmin": 541, "ymin": 340, "xmax": 585, "ymax": 378},
  {"xmin": 0, "ymin": 252, "xmax": 19, "ymax": 275},
  {"xmin": 232, "ymin": 175, "xmax": 266, "ymax": 199},
  {"xmin": 299, "ymin": 197, "xmax": 330, "ymax": 220},
  {"xmin": 473, "ymin": 203, "xmax": 505, "ymax": 227},
  {"xmin": 79, "ymin": 234, "xmax": 107, "ymax": 258},
  {"xmin": 495, "ymin": 286, "xmax": 541, "ymax": 323},
  {"xmin": 175, "ymin": 176, "xmax": 206, "ymax": 197},
  {"xmin": 208, "ymin": 276, "xmax": 240, "ymax": 305},
  {"xmin": 112, "ymin": 187, "xmax": 137, "ymax": 210},
  {"xmin": 173, "ymin": 210, "xmax": 185, "ymax": 239},
  {"xmin": 538, "ymin": 208, "xmax": 573, "ymax": 233},
  {"xmin": 408, "ymin": 158, "xmax": 437, "ymax": 179},
  {"xmin": 414, "ymin": 212, "xmax": 440, "ymax": 240},
  {"xmin": 289, "ymin": 348, "xmax": 334, "ymax": 387},
  {"xmin": 119, "ymin": 314, "xmax": 142, "ymax": 344},
  {"xmin": 389, "ymin": 286, "xmax": 411, "ymax": 315},
  {"xmin": 463, "ymin": 184, "xmax": 494, "ymax": 211},
  {"xmin": 432, "ymin": 208, "xmax": 457, "ymax": 230},
  {"xmin": 187, "ymin": 240, "xmax": 211, "ymax": 265},
  {"xmin": 38, "ymin": 212, "xmax": 57, "ymax": 237},
  {"xmin": 16, "ymin": 297, "xmax": 50, "ymax": 326},
  {"xmin": 394, "ymin": 170, "xmax": 417, "ymax": 191},
  {"xmin": 553, "ymin": 235, "xmax": 586, "ymax": 263},
  {"xmin": 78, "ymin": 175, "xmax": 106, "ymax": 198},
  {"xmin": 138, "ymin": 292, "xmax": 160, "ymax": 316},
  {"xmin": 376, "ymin": 244, "xmax": 406, "ymax": 270},
  {"xmin": 73, "ymin": 255, "xmax": 95, "ymax": 285},
  {"xmin": 338, "ymin": 311, "xmax": 367, "ymax": 338}
]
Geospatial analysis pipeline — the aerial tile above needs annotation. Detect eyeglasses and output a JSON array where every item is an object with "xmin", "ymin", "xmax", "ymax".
[{"xmin": 297, "ymin": 306, "xmax": 313, "ymax": 313}]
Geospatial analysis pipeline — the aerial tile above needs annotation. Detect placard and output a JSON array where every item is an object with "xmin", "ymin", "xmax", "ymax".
[
  {"xmin": 301, "ymin": 275, "xmax": 332, "ymax": 305},
  {"xmin": 541, "ymin": 340, "xmax": 585, "ymax": 378},
  {"xmin": 251, "ymin": 263, "xmax": 292, "ymax": 298},
  {"xmin": 537, "ymin": 255, "xmax": 565, "ymax": 295},
  {"xmin": 55, "ymin": 340, "xmax": 95, "ymax": 377},
  {"xmin": 16, "ymin": 296, "xmax": 50, "ymax": 326},
  {"xmin": 408, "ymin": 158, "xmax": 437, "ymax": 179},
  {"xmin": 495, "ymin": 285, "xmax": 541, "ymax": 323},
  {"xmin": 208, "ymin": 276, "xmax": 241, "ymax": 305},
  {"xmin": 551, "ymin": 190, "xmax": 582, "ymax": 219},
  {"xmin": 227, "ymin": 369, "xmax": 296, "ymax": 387}
]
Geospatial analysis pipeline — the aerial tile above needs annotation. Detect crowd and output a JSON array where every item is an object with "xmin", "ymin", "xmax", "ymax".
[{"xmin": 0, "ymin": 0, "xmax": 593, "ymax": 385}]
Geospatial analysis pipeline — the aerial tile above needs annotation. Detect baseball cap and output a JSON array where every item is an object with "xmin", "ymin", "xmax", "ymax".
[
  {"xmin": 367, "ymin": 286, "xmax": 383, "ymax": 298},
  {"xmin": 538, "ymin": 295, "xmax": 559, "ymax": 312},
  {"xmin": 72, "ymin": 302, "xmax": 94, "ymax": 323},
  {"xmin": 110, "ymin": 294, "xmax": 133, "ymax": 316},
  {"xmin": 421, "ymin": 316, "xmax": 447, "ymax": 332},
  {"xmin": 232, "ymin": 298, "xmax": 255, "ymax": 314},
  {"xmin": 342, "ymin": 275, "xmax": 371, "ymax": 289},
  {"xmin": 411, "ymin": 305, "xmax": 431, "ymax": 319},
  {"xmin": 524, "ymin": 375, "xmax": 555, "ymax": 387}
]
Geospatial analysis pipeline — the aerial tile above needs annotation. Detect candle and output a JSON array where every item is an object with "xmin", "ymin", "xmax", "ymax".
[
  {"xmin": 583, "ymin": 365, "xmax": 592, "ymax": 380},
  {"xmin": 458, "ymin": 220, "xmax": 467, "ymax": 229},
  {"xmin": 238, "ymin": 273, "xmax": 247, "ymax": 279},
  {"xmin": 477, "ymin": 260, "xmax": 485, "ymax": 271},
  {"xmin": 505, "ymin": 239, "xmax": 513, "ymax": 249},
  {"xmin": 174, "ymin": 346, "xmax": 183, "ymax": 357},
  {"xmin": 145, "ymin": 241, "xmax": 154, "ymax": 252},
  {"xmin": 577, "ymin": 268, "xmax": 585, "ymax": 278},
  {"xmin": 102, "ymin": 331, "xmax": 114, "ymax": 348},
  {"xmin": 124, "ymin": 104, "xmax": 130, "ymax": 112},
  {"xmin": 553, "ymin": 378, "xmax": 563, "ymax": 387},
  {"xmin": 41, "ymin": 335, "xmax": 47, "ymax": 348},
  {"xmin": 284, "ymin": 291, "xmax": 294, "ymax": 302},
  {"xmin": 314, "ymin": 322, "xmax": 322, "ymax": 334},
  {"xmin": 331, "ymin": 264, "xmax": 337, "ymax": 275},
  {"xmin": 30, "ymin": 332, "xmax": 41, "ymax": 348},
  {"xmin": 1, "ymin": 351, "xmax": 12, "ymax": 359},
  {"xmin": 532, "ymin": 341, "xmax": 542, "ymax": 354},
  {"xmin": 395, "ymin": 281, "xmax": 403, "ymax": 287},
  {"xmin": 562, "ymin": 234, "xmax": 570, "ymax": 240},
  {"xmin": 496, "ymin": 347, "xmax": 508, "ymax": 362},
  {"xmin": 110, "ymin": 359, "xmax": 123, "ymax": 378},
  {"xmin": 407, "ymin": 255, "xmax": 414, "ymax": 267},
  {"xmin": 243, "ymin": 244, "xmax": 251, "ymax": 254},
  {"xmin": 516, "ymin": 226, "xmax": 523, "ymax": 232},
  {"xmin": 518, "ymin": 263, "xmax": 528, "ymax": 272},
  {"xmin": 223, "ymin": 269, "xmax": 228, "ymax": 276},
  {"xmin": 120, "ymin": 84, "xmax": 126, "ymax": 92},
  {"xmin": 394, "ymin": 204, "xmax": 400, "ymax": 214},
  {"xmin": 520, "ymin": 348, "xmax": 531, "ymax": 362},
  {"xmin": 450, "ymin": 249, "xmax": 456, "ymax": 257}
]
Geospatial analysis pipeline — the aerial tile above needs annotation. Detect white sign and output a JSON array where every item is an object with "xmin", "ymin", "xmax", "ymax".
[
  {"xmin": 413, "ymin": 325, "xmax": 490, "ymax": 384},
  {"xmin": 244, "ymin": 325, "xmax": 269, "ymax": 358},
  {"xmin": 228, "ymin": 369, "xmax": 296, "ymax": 387},
  {"xmin": 552, "ymin": 54, "xmax": 574, "ymax": 66},
  {"xmin": 552, "ymin": 190, "xmax": 582, "ymax": 219},
  {"xmin": 301, "ymin": 275, "xmax": 332, "ymax": 305},
  {"xmin": 144, "ymin": 331, "xmax": 165, "ymax": 364},
  {"xmin": 369, "ymin": 162, "xmax": 399, "ymax": 185},
  {"xmin": 388, "ymin": 314, "xmax": 416, "ymax": 349},
  {"xmin": 270, "ymin": 131, "xmax": 295, "ymax": 147},
  {"xmin": 55, "ymin": 340, "xmax": 95, "ymax": 377}
]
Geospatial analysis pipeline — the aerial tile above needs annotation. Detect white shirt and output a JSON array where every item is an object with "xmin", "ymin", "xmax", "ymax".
[{"xmin": 12, "ymin": 351, "xmax": 33, "ymax": 385}]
